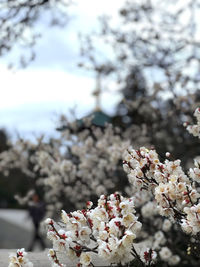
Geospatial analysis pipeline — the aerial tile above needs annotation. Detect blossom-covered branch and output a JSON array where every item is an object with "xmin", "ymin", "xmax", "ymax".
[
  {"xmin": 8, "ymin": 248, "xmax": 33, "ymax": 267},
  {"xmin": 45, "ymin": 193, "xmax": 154, "ymax": 266}
]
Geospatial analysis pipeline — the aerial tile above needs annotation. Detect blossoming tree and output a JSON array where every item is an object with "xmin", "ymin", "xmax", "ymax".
[
  {"xmin": 41, "ymin": 107, "xmax": 200, "ymax": 266},
  {"xmin": 4, "ymin": 107, "xmax": 200, "ymax": 266}
]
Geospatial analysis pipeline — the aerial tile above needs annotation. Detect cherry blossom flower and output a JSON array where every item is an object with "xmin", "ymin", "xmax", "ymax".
[
  {"xmin": 8, "ymin": 249, "xmax": 33, "ymax": 267},
  {"xmin": 45, "ymin": 193, "xmax": 144, "ymax": 266}
]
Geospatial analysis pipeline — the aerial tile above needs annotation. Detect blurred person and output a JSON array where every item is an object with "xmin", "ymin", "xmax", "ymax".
[{"xmin": 28, "ymin": 193, "xmax": 46, "ymax": 251}]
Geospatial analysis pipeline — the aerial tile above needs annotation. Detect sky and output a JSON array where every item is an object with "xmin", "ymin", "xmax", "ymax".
[{"xmin": 0, "ymin": 0, "xmax": 125, "ymax": 139}]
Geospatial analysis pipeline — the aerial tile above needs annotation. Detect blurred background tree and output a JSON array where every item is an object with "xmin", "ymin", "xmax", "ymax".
[
  {"xmin": 81, "ymin": 0, "xmax": 200, "ymax": 94},
  {"xmin": 80, "ymin": 0, "xmax": 200, "ymax": 166},
  {"xmin": 0, "ymin": 0, "xmax": 72, "ymax": 67}
]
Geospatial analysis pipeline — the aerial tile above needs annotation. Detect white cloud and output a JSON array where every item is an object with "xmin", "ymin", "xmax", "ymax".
[
  {"xmin": 0, "ymin": 65, "xmax": 121, "ymax": 136},
  {"xmin": 0, "ymin": 65, "xmax": 94, "ymax": 109}
]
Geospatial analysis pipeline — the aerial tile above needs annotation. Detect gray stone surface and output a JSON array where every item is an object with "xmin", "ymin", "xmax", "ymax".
[
  {"xmin": 0, "ymin": 209, "xmax": 33, "ymax": 249},
  {"xmin": 0, "ymin": 250, "xmax": 108, "ymax": 267},
  {"xmin": 0, "ymin": 209, "xmax": 33, "ymax": 231},
  {"xmin": 0, "ymin": 209, "xmax": 49, "ymax": 250},
  {"xmin": 0, "ymin": 250, "xmax": 48, "ymax": 267},
  {"xmin": 0, "ymin": 218, "xmax": 32, "ymax": 249}
]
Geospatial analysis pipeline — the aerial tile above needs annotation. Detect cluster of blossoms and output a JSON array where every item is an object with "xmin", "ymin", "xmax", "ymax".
[
  {"xmin": 45, "ymin": 193, "xmax": 157, "ymax": 266},
  {"xmin": 8, "ymin": 248, "xmax": 33, "ymax": 267},
  {"xmin": 35, "ymin": 121, "xmax": 130, "ymax": 212},
  {"xmin": 123, "ymin": 145, "xmax": 200, "ymax": 232},
  {"xmin": 0, "ymin": 117, "xmax": 133, "ymax": 215},
  {"xmin": 123, "ymin": 108, "xmax": 200, "ymax": 237},
  {"xmin": 148, "ymin": 230, "xmax": 180, "ymax": 265},
  {"xmin": 186, "ymin": 107, "xmax": 200, "ymax": 138}
]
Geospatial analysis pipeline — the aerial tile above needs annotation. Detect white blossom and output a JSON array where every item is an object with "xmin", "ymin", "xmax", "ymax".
[
  {"xmin": 45, "ymin": 193, "xmax": 142, "ymax": 266},
  {"xmin": 8, "ymin": 249, "xmax": 33, "ymax": 267}
]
